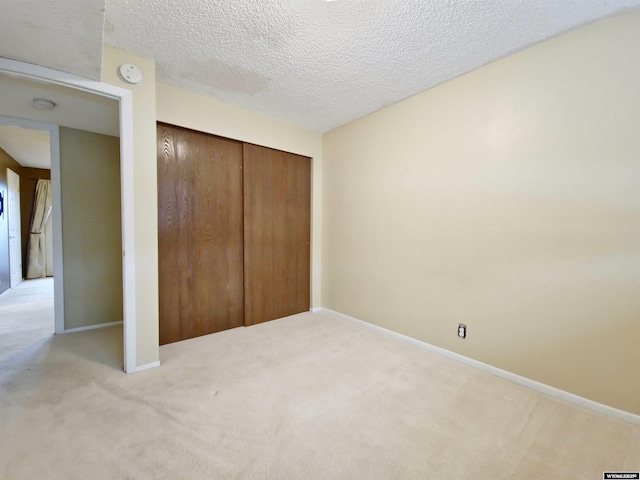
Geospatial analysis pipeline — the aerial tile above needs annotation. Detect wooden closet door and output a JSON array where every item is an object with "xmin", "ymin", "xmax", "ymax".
[
  {"xmin": 243, "ymin": 143, "xmax": 311, "ymax": 326},
  {"xmin": 157, "ymin": 123, "xmax": 244, "ymax": 344}
]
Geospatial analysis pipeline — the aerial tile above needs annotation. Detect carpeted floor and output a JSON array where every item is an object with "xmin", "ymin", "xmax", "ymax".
[
  {"xmin": 1, "ymin": 279, "xmax": 639, "ymax": 479},
  {"xmin": 0, "ymin": 278, "xmax": 54, "ymax": 365}
]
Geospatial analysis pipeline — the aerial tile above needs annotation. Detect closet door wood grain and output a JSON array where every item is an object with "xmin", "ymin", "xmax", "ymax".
[
  {"xmin": 157, "ymin": 123, "xmax": 244, "ymax": 344},
  {"xmin": 243, "ymin": 143, "xmax": 311, "ymax": 326}
]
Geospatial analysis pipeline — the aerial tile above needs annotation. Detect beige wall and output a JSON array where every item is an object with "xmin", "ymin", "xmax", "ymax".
[
  {"xmin": 322, "ymin": 11, "xmax": 640, "ymax": 414},
  {"xmin": 156, "ymin": 82, "xmax": 323, "ymax": 308},
  {"xmin": 59, "ymin": 127, "xmax": 122, "ymax": 329},
  {"xmin": 101, "ymin": 46, "xmax": 159, "ymax": 367}
]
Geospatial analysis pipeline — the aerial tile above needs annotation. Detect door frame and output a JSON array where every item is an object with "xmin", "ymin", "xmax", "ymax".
[
  {"xmin": 6, "ymin": 167, "xmax": 22, "ymax": 288},
  {"xmin": 0, "ymin": 57, "xmax": 138, "ymax": 373}
]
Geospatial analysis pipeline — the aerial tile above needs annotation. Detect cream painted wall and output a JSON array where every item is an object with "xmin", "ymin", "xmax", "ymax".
[
  {"xmin": 322, "ymin": 10, "xmax": 640, "ymax": 415},
  {"xmin": 101, "ymin": 46, "xmax": 159, "ymax": 367},
  {"xmin": 59, "ymin": 127, "xmax": 122, "ymax": 329},
  {"xmin": 156, "ymin": 82, "xmax": 323, "ymax": 308}
]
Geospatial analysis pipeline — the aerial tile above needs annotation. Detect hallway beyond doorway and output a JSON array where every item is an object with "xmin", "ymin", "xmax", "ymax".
[{"xmin": 0, "ymin": 277, "xmax": 53, "ymax": 364}]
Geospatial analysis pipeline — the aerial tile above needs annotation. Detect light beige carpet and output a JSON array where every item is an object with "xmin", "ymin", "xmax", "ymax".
[
  {"xmin": 1, "ymin": 282, "xmax": 638, "ymax": 479},
  {"xmin": 0, "ymin": 278, "xmax": 54, "ymax": 365}
]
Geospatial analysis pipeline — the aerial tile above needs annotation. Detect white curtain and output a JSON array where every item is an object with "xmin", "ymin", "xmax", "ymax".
[{"xmin": 26, "ymin": 179, "xmax": 52, "ymax": 279}]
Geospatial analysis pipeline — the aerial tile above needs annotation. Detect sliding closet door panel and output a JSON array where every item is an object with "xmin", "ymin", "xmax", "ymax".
[
  {"xmin": 243, "ymin": 143, "xmax": 311, "ymax": 326},
  {"xmin": 157, "ymin": 123, "xmax": 244, "ymax": 344}
]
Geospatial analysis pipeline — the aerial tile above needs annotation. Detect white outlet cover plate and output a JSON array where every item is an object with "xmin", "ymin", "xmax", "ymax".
[{"xmin": 118, "ymin": 63, "xmax": 143, "ymax": 85}]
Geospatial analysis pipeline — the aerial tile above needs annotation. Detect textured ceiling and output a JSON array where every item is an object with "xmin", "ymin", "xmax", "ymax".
[
  {"xmin": 104, "ymin": 0, "xmax": 640, "ymax": 132},
  {"xmin": 2, "ymin": 1, "xmax": 640, "ymax": 134},
  {"xmin": 0, "ymin": 0, "xmax": 105, "ymax": 80}
]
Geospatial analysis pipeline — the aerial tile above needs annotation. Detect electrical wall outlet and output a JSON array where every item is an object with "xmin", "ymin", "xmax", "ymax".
[{"xmin": 458, "ymin": 323, "xmax": 467, "ymax": 339}]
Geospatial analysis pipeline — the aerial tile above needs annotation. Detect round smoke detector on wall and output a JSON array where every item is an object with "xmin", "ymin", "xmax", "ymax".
[{"xmin": 118, "ymin": 64, "xmax": 143, "ymax": 85}]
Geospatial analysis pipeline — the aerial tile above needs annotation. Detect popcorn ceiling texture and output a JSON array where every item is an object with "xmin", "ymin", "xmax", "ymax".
[
  {"xmin": 0, "ymin": 0, "xmax": 106, "ymax": 80},
  {"xmin": 2, "ymin": 1, "xmax": 640, "ymax": 131},
  {"xmin": 102, "ymin": 0, "xmax": 640, "ymax": 131}
]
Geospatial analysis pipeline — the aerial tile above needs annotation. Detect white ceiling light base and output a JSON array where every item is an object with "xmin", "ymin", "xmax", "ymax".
[
  {"xmin": 32, "ymin": 97, "xmax": 56, "ymax": 110},
  {"xmin": 118, "ymin": 63, "xmax": 143, "ymax": 85}
]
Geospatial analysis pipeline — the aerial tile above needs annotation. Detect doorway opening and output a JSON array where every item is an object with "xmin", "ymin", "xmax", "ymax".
[
  {"xmin": 0, "ymin": 117, "xmax": 60, "ymax": 331},
  {"xmin": 0, "ymin": 58, "xmax": 137, "ymax": 372}
]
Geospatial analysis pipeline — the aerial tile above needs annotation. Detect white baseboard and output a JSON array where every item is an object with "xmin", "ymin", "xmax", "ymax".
[
  {"xmin": 310, "ymin": 306, "xmax": 323, "ymax": 313},
  {"xmin": 320, "ymin": 308, "xmax": 640, "ymax": 426},
  {"xmin": 62, "ymin": 321, "xmax": 123, "ymax": 334},
  {"xmin": 135, "ymin": 361, "xmax": 161, "ymax": 373}
]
